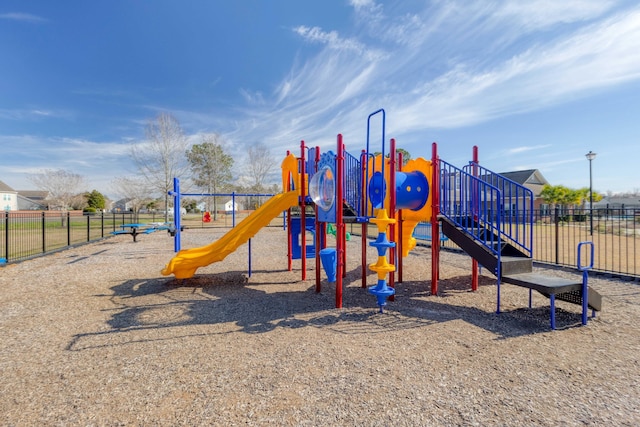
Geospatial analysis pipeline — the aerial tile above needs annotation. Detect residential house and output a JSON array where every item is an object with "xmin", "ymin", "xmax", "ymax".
[
  {"xmin": 594, "ymin": 195, "xmax": 640, "ymax": 212},
  {"xmin": 497, "ymin": 169, "xmax": 550, "ymax": 210},
  {"xmin": 224, "ymin": 199, "xmax": 239, "ymax": 212},
  {"xmin": 0, "ymin": 180, "xmax": 18, "ymax": 211},
  {"xmin": 112, "ymin": 198, "xmax": 135, "ymax": 212},
  {"xmin": 440, "ymin": 168, "xmax": 550, "ymax": 218},
  {"xmin": 17, "ymin": 190, "xmax": 49, "ymax": 210}
]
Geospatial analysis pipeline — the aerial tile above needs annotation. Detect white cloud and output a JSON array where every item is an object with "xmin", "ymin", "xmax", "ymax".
[
  {"xmin": 0, "ymin": 12, "xmax": 47, "ymax": 23},
  {"xmin": 495, "ymin": 0, "xmax": 615, "ymax": 30},
  {"xmin": 295, "ymin": 26, "xmax": 363, "ymax": 55},
  {"xmin": 390, "ymin": 7, "xmax": 640, "ymax": 132},
  {"xmin": 9, "ymin": 1, "xmax": 639, "ymax": 193},
  {"xmin": 212, "ymin": 1, "xmax": 640, "ymax": 178},
  {"xmin": 507, "ymin": 145, "xmax": 553, "ymax": 155},
  {"xmin": 0, "ymin": 135, "xmax": 135, "ymax": 192}
]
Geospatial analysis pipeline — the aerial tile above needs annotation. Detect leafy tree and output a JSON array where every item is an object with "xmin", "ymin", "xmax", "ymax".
[
  {"xmin": 372, "ymin": 148, "xmax": 411, "ymax": 166},
  {"xmin": 180, "ymin": 198, "xmax": 197, "ymax": 213},
  {"xmin": 131, "ymin": 112, "xmax": 191, "ymax": 222},
  {"xmin": 542, "ymin": 184, "xmax": 603, "ymax": 211},
  {"xmin": 146, "ymin": 200, "xmax": 159, "ymax": 212},
  {"xmin": 540, "ymin": 184, "xmax": 579, "ymax": 208},
  {"xmin": 85, "ymin": 189, "xmax": 106, "ymax": 210},
  {"xmin": 576, "ymin": 186, "xmax": 603, "ymax": 209},
  {"xmin": 396, "ymin": 148, "xmax": 412, "ymax": 166},
  {"xmin": 186, "ymin": 135, "xmax": 234, "ymax": 220}
]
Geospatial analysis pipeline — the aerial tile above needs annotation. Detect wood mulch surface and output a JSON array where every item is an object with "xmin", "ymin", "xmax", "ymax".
[{"xmin": 0, "ymin": 227, "xmax": 639, "ymax": 426}]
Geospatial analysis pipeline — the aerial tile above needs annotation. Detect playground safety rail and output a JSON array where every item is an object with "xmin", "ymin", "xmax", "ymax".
[
  {"xmin": 463, "ymin": 161, "xmax": 534, "ymax": 258},
  {"xmin": 438, "ymin": 159, "xmax": 504, "ymax": 276},
  {"xmin": 343, "ymin": 150, "xmax": 362, "ymax": 217}
]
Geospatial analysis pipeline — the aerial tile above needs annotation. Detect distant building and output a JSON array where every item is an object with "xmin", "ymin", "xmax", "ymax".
[
  {"xmin": 112, "ymin": 198, "xmax": 135, "ymax": 212},
  {"xmin": 0, "ymin": 181, "xmax": 18, "ymax": 211},
  {"xmin": 225, "ymin": 199, "xmax": 239, "ymax": 212},
  {"xmin": 0, "ymin": 181, "xmax": 51, "ymax": 211},
  {"xmin": 496, "ymin": 169, "xmax": 550, "ymax": 209},
  {"xmin": 594, "ymin": 196, "xmax": 640, "ymax": 210},
  {"xmin": 17, "ymin": 190, "xmax": 49, "ymax": 210}
]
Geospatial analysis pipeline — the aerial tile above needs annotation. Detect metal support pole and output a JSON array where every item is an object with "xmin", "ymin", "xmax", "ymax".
[{"xmin": 586, "ymin": 151, "xmax": 596, "ymax": 236}]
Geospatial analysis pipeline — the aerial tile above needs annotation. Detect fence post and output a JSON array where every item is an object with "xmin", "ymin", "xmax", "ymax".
[
  {"xmin": 232, "ymin": 192, "xmax": 236, "ymax": 228},
  {"xmin": 554, "ymin": 206, "xmax": 559, "ymax": 265},
  {"xmin": 67, "ymin": 211, "xmax": 71, "ymax": 246},
  {"xmin": 42, "ymin": 211, "xmax": 46, "ymax": 253},
  {"xmin": 4, "ymin": 211, "xmax": 8, "ymax": 261},
  {"xmin": 87, "ymin": 213, "xmax": 90, "ymax": 242},
  {"xmin": 101, "ymin": 211, "xmax": 104, "ymax": 238}
]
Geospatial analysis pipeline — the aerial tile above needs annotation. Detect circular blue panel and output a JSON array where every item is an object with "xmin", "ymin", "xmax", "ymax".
[
  {"xmin": 396, "ymin": 171, "xmax": 429, "ymax": 211},
  {"xmin": 309, "ymin": 166, "xmax": 335, "ymax": 212},
  {"xmin": 368, "ymin": 171, "xmax": 386, "ymax": 209}
]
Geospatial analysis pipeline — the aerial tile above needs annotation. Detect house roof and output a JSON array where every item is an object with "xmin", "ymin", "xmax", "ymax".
[
  {"xmin": 17, "ymin": 194, "xmax": 47, "ymax": 210},
  {"xmin": 18, "ymin": 190, "xmax": 48, "ymax": 201},
  {"xmin": 0, "ymin": 180, "xmax": 17, "ymax": 192},
  {"xmin": 497, "ymin": 169, "xmax": 549, "ymax": 186},
  {"xmin": 594, "ymin": 196, "xmax": 640, "ymax": 207}
]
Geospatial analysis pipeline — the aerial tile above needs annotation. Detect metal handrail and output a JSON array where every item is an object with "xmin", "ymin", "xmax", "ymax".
[
  {"xmin": 439, "ymin": 160, "xmax": 503, "ymax": 268},
  {"xmin": 463, "ymin": 162, "xmax": 534, "ymax": 257}
]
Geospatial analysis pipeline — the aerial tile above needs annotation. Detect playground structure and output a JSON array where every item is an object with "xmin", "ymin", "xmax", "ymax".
[{"xmin": 161, "ymin": 108, "xmax": 602, "ymax": 329}]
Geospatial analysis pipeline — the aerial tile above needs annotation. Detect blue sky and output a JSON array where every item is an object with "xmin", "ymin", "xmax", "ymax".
[{"xmin": 1, "ymin": 0, "xmax": 639, "ymax": 198}]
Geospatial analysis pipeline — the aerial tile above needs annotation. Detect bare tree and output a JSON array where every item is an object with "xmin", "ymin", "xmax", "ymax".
[
  {"xmin": 28, "ymin": 169, "xmax": 86, "ymax": 210},
  {"xmin": 131, "ymin": 112, "xmax": 191, "ymax": 221},
  {"xmin": 111, "ymin": 176, "xmax": 153, "ymax": 222},
  {"xmin": 245, "ymin": 143, "xmax": 275, "ymax": 191}
]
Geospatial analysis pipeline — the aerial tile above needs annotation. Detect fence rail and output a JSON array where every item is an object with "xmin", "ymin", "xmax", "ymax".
[
  {"xmin": 432, "ymin": 206, "xmax": 638, "ymax": 278},
  {"xmin": 0, "ymin": 204, "xmax": 284, "ymax": 264},
  {"xmin": 346, "ymin": 207, "xmax": 639, "ymax": 279},
  {"xmin": 0, "ymin": 211, "xmax": 155, "ymax": 263},
  {"xmin": 3, "ymin": 207, "xmax": 639, "ymax": 279}
]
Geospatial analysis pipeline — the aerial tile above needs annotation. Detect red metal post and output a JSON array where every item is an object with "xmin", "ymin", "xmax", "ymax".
[
  {"xmin": 361, "ymin": 150, "xmax": 368, "ymax": 288},
  {"xmin": 397, "ymin": 150, "xmax": 403, "ymax": 284},
  {"xmin": 341, "ymin": 140, "xmax": 347, "ymax": 279},
  {"xmin": 336, "ymin": 134, "xmax": 344, "ymax": 308},
  {"xmin": 431, "ymin": 142, "xmax": 440, "ymax": 295}
]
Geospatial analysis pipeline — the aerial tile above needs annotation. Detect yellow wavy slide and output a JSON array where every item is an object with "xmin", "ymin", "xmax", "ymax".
[{"xmin": 161, "ymin": 191, "xmax": 298, "ymax": 279}]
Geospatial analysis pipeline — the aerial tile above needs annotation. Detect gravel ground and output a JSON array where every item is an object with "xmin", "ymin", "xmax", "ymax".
[{"xmin": 0, "ymin": 226, "xmax": 639, "ymax": 426}]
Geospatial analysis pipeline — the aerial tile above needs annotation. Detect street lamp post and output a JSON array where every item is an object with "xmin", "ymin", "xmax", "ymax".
[{"xmin": 585, "ymin": 151, "xmax": 596, "ymax": 235}]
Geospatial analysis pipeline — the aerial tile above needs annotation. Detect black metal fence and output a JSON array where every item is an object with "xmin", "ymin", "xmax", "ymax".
[
  {"xmin": 0, "ymin": 202, "xmax": 283, "ymax": 264},
  {"xmin": 350, "ymin": 207, "xmax": 639, "ymax": 280},
  {"xmin": 3, "ymin": 207, "xmax": 639, "ymax": 279},
  {"xmin": 437, "ymin": 207, "xmax": 639, "ymax": 279},
  {"xmin": 0, "ymin": 211, "xmax": 166, "ymax": 263}
]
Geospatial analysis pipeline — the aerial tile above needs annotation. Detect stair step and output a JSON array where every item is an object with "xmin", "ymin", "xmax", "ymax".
[
  {"xmin": 503, "ymin": 273, "xmax": 582, "ymax": 293},
  {"xmin": 500, "ymin": 256, "xmax": 533, "ymax": 275},
  {"xmin": 503, "ymin": 272, "xmax": 602, "ymax": 311}
]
